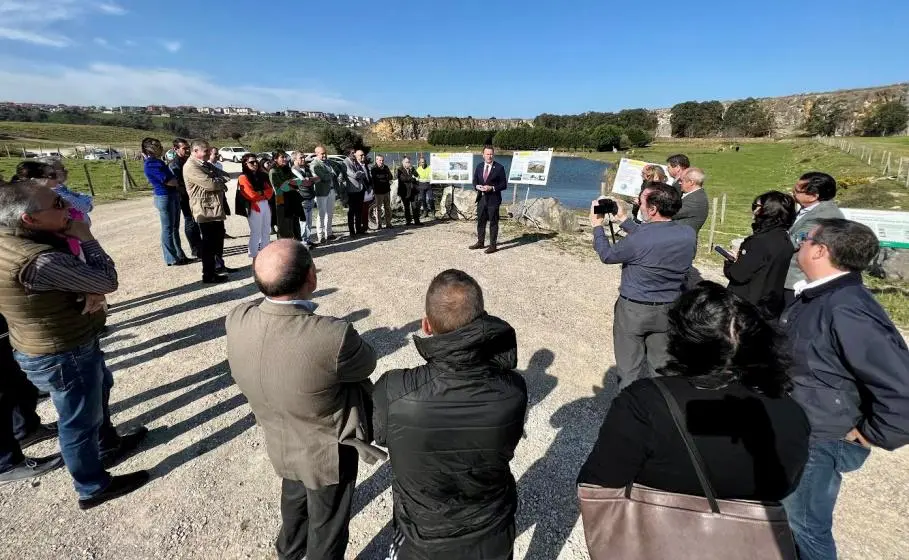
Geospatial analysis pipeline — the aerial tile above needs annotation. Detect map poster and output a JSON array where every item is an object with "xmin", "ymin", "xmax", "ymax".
[
  {"xmin": 430, "ymin": 152, "xmax": 473, "ymax": 184},
  {"xmin": 508, "ymin": 150, "xmax": 554, "ymax": 186},
  {"xmin": 611, "ymin": 158, "xmax": 673, "ymax": 198},
  {"xmin": 841, "ymin": 208, "xmax": 909, "ymax": 249}
]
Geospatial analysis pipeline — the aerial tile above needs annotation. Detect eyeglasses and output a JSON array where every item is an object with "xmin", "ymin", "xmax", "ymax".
[{"xmin": 796, "ymin": 232, "xmax": 816, "ymax": 244}]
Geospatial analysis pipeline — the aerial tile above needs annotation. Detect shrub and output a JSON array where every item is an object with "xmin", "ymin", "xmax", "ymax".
[
  {"xmin": 670, "ymin": 101, "xmax": 724, "ymax": 137},
  {"xmin": 723, "ymin": 98, "xmax": 773, "ymax": 137},
  {"xmin": 860, "ymin": 100, "xmax": 909, "ymax": 136}
]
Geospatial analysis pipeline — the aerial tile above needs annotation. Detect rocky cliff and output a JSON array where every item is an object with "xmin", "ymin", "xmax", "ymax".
[
  {"xmin": 371, "ymin": 116, "xmax": 532, "ymax": 141},
  {"xmin": 655, "ymin": 83, "xmax": 909, "ymax": 137},
  {"xmin": 374, "ymin": 83, "xmax": 909, "ymax": 140}
]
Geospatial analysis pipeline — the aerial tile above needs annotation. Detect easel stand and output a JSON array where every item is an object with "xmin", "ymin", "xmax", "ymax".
[{"xmin": 516, "ymin": 184, "xmax": 543, "ymax": 229}]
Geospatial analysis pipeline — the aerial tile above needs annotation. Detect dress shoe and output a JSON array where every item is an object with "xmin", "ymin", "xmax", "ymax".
[
  {"xmin": 215, "ymin": 266, "xmax": 239, "ymax": 274},
  {"xmin": 468, "ymin": 242, "xmax": 485, "ymax": 250},
  {"xmin": 0, "ymin": 455, "xmax": 64, "ymax": 482},
  {"xmin": 327, "ymin": 235, "xmax": 337, "ymax": 240},
  {"xmin": 484, "ymin": 245, "xmax": 498, "ymax": 254},
  {"xmin": 78, "ymin": 471, "xmax": 151, "ymax": 510},
  {"xmin": 224, "ymin": 232, "xmax": 236, "ymax": 239},
  {"xmin": 202, "ymin": 274, "xmax": 229, "ymax": 284},
  {"xmin": 100, "ymin": 426, "xmax": 149, "ymax": 468},
  {"xmin": 18, "ymin": 422, "xmax": 58, "ymax": 450},
  {"xmin": 36, "ymin": 391, "xmax": 50, "ymax": 403}
]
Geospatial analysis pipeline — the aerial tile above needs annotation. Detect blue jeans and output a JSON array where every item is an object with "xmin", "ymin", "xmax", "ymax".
[
  {"xmin": 300, "ymin": 198, "xmax": 314, "ymax": 243},
  {"xmin": 154, "ymin": 194, "xmax": 187, "ymax": 265},
  {"xmin": 14, "ymin": 339, "xmax": 119, "ymax": 498},
  {"xmin": 782, "ymin": 439, "xmax": 870, "ymax": 560}
]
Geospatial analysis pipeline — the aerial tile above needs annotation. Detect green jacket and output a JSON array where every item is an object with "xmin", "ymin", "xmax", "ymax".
[
  {"xmin": 309, "ymin": 158, "xmax": 337, "ymax": 198},
  {"xmin": 269, "ymin": 165, "xmax": 296, "ymax": 204}
]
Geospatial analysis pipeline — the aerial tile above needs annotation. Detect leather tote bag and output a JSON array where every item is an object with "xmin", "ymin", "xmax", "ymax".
[{"xmin": 577, "ymin": 378, "xmax": 798, "ymax": 560}]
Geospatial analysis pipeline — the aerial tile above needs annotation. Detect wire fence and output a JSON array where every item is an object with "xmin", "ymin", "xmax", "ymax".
[{"xmin": 815, "ymin": 137, "xmax": 909, "ymax": 187}]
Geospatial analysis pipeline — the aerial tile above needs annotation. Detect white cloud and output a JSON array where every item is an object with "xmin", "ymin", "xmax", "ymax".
[
  {"xmin": 0, "ymin": 27, "xmax": 70, "ymax": 47},
  {"xmin": 0, "ymin": 61, "xmax": 366, "ymax": 114},
  {"xmin": 124, "ymin": 39, "xmax": 136, "ymax": 47},
  {"xmin": 161, "ymin": 40, "xmax": 181, "ymax": 53},
  {"xmin": 0, "ymin": 0, "xmax": 126, "ymax": 47},
  {"xmin": 97, "ymin": 2, "xmax": 126, "ymax": 15},
  {"xmin": 93, "ymin": 37, "xmax": 108, "ymax": 46}
]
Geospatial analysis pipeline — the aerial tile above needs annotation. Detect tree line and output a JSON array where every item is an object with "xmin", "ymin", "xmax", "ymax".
[{"xmin": 428, "ymin": 123, "xmax": 653, "ymax": 152}]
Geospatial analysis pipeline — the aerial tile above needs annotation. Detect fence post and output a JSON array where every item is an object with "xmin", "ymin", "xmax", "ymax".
[
  {"xmin": 868, "ymin": 150, "xmax": 873, "ymax": 165},
  {"xmin": 83, "ymin": 163, "xmax": 95, "ymax": 196},
  {"xmin": 122, "ymin": 160, "xmax": 129, "ymax": 193},
  {"xmin": 4, "ymin": 145, "xmax": 9, "ymax": 158},
  {"xmin": 720, "ymin": 193, "xmax": 728, "ymax": 224},
  {"xmin": 885, "ymin": 152, "xmax": 892, "ymax": 175},
  {"xmin": 707, "ymin": 197, "xmax": 719, "ymax": 253}
]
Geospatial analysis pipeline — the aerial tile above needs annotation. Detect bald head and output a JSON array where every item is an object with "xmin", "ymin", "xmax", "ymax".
[{"xmin": 253, "ymin": 240, "xmax": 315, "ymax": 299}]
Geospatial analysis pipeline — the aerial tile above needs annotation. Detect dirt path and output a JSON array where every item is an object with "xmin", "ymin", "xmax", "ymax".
[{"xmin": 1, "ymin": 173, "xmax": 906, "ymax": 559}]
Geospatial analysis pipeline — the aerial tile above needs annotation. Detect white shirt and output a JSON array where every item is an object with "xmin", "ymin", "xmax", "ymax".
[
  {"xmin": 681, "ymin": 187, "xmax": 701, "ymax": 199},
  {"xmin": 795, "ymin": 202, "xmax": 820, "ymax": 220},
  {"xmin": 793, "ymin": 271, "xmax": 850, "ymax": 297},
  {"xmin": 265, "ymin": 298, "xmax": 317, "ymax": 312}
]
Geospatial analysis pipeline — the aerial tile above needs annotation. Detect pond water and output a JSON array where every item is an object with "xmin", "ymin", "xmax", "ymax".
[{"xmin": 374, "ymin": 152, "xmax": 611, "ymax": 209}]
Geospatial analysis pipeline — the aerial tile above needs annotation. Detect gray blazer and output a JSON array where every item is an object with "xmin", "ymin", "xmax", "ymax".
[
  {"xmin": 344, "ymin": 157, "xmax": 371, "ymax": 193},
  {"xmin": 785, "ymin": 200, "xmax": 845, "ymax": 288},
  {"xmin": 226, "ymin": 299, "xmax": 385, "ymax": 488},
  {"xmin": 673, "ymin": 188, "xmax": 709, "ymax": 237}
]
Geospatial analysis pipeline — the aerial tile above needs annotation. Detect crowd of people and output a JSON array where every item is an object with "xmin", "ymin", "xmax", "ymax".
[{"xmin": 0, "ymin": 143, "xmax": 908, "ymax": 560}]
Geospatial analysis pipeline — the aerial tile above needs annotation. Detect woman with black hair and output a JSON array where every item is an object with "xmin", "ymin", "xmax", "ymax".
[
  {"xmin": 235, "ymin": 153, "xmax": 274, "ymax": 258},
  {"xmin": 723, "ymin": 190, "xmax": 797, "ymax": 319},
  {"xmin": 578, "ymin": 282, "xmax": 809, "ymax": 504}
]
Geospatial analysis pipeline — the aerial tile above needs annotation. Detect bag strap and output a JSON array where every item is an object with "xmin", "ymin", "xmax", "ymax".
[{"xmin": 652, "ymin": 378, "xmax": 721, "ymax": 514}]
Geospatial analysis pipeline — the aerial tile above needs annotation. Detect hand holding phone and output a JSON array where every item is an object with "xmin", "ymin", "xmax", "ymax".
[{"xmin": 714, "ymin": 245, "xmax": 736, "ymax": 262}]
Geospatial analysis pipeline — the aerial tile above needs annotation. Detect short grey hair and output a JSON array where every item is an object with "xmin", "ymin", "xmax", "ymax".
[
  {"xmin": 290, "ymin": 151, "xmax": 303, "ymax": 160},
  {"xmin": 685, "ymin": 168, "xmax": 706, "ymax": 186},
  {"xmin": 190, "ymin": 138, "xmax": 210, "ymax": 152},
  {"xmin": 0, "ymin": 182, "xmax": 42, "ymax": 228}
]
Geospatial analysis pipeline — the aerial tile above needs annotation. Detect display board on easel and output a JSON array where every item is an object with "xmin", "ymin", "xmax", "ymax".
[
  {"xmin": 508, "ymin": 150, "xmax": 554, "ymax": 227},
  {"xmin": 611, "ymin": 158, "xmax": 672, "ymax": 198},
  {"xmin": 430, "ymin": 153, "xmax": 474, "ymax": 184}
]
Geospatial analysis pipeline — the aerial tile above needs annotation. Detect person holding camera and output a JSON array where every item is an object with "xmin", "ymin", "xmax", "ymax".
[{"xmin": 590, "ymin": 183, "xmax": 696, "ymax": 388}]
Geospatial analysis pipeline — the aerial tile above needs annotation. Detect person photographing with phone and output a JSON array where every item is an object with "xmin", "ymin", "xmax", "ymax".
[{"xmin": 590, "ymin": 183, "xmax": 696, "ymax": 388}]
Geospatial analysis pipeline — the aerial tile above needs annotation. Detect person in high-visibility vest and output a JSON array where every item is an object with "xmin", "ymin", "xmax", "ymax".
[{"xmin": 415, "ymin": 157, "xmax": 434, "ymax": 218}]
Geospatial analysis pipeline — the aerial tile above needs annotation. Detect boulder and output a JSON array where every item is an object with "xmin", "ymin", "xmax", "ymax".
[
  {"xmin": 438, "ymin": 186, "xmax": 478, "ymax": 220},
  {"xmin": 507, "ymin": 197, "xmax": 579, "ymax": 232},
  {"xmin": 871, "ymin": 247, "xmax": 909, "ymax": 281}
]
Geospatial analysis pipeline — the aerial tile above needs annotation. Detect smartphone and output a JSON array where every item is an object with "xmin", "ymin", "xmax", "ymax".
[{"xmin": 713, "ymin": 245, "xmax": 736, "ymax": 261}]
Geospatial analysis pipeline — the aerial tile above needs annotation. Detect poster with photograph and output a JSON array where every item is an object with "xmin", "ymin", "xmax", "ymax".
[
  {"xmin": 841, "ymin": 208, "xmax": 909, "ymax": 249},
  {"xmin": 508, "ymin": 150, "xmax": 554, "ymax": 185},
  {"xmin": 430, "ymin": 152, "xmax": 474, "ymax": 184},
  {"xmin": 611, "ymin": 158, "xmax": 673, "ymax": 198}
]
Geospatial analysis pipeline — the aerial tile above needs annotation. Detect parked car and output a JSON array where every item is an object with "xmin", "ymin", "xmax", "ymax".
[
  {"xmin": 256, "ymin": 152, "xmax": 274, "ymax": 162},
  {"xmin": 218, "ymin": 146, "xmax": 250, "ymax": 162},
  {"xmin": 21, "ymin": 151, "xmax": 39, "ymax": 159},
  {"xmin": 84, "ymin": 148, "xmax": 121, "ymax": 161}
]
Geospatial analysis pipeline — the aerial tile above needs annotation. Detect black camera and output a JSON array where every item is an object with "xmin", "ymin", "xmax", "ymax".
[{"xmin": 593, "ymin": 198, "xmax": 618, "ymax": 215}]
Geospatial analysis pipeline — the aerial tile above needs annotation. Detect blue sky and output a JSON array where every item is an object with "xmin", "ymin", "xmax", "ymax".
[{"xmin": 0, "ymin": 0, "xmax": 907, "ymax": 118}]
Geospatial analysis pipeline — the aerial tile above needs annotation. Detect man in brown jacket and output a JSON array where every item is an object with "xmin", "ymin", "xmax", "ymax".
[
  {"xmin": 183, "ymin": 138, "xmax": 231, "ymax": 284},
  {"xmin": 226, "ymin": 239, "xmax": 383, "ymax": 560}
]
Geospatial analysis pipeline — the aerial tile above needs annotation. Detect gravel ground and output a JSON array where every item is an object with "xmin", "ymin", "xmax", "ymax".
[{"xmin": 1, "ymin": 165, "xmax": 906, "ymax": 559}]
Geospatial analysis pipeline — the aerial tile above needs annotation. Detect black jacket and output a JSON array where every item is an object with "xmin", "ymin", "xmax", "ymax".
[
  {"xmin": 781, "ymin": 272, "xmax": 909, "ymax": 450},
  {"xmin": 723, "ymin": 225, "xmax": 793, "ymax": 318},
  {"xmin": 396, "ymin": 166, "xmax": 419, "ymax": 199},
  {"xmin": 578, "ymin": 377, "xmax": 809, "ymax": 501},
  {"xmin": 373, "ymin": 313, "xmax": 527, "ymax": 559},
  {"xmin": 370, "ymin": 164, "xmax": 393, "ymax": 195},
  {"xmin": 472, "ymin": 161, "xmax": 508, "ymax": 204}
]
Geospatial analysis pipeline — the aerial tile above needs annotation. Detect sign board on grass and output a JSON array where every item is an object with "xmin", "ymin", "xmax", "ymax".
[
  {"xmin": 508, "ymin": 150, "xmax": 553, "ymax": 185},
  {"xmin": 611, "ymin": 158, "xmax": 673, "ymax": 198},
  {"xmin": 430, "ymin": 153, "xmax": 473, "ymax": 184},
  {"xmin": 841, "ymin": 208, "xmax": 909, "ymax": 249}
]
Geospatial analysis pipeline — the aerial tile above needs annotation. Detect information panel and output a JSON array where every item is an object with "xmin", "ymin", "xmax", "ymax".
[
  {"xmin": 611, "ymin": 158, "xmax": 672, "ymax": 198},
  {"xmin": 841, "ymin": 208, "xmax": 909, "ymax": 249},
  {"xmin": 430, "ymin": 153, "xmax": 473, "ymax": 184},
  {"xmin": 508, "ymin": 150, "xmax": 553, "ymax": 185}
]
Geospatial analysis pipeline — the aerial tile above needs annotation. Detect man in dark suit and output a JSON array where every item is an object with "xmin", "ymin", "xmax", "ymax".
[
  {"xmin": 672, "ymin": 167, "xmax": 709, "ymax": 239},
  {"xmin": 666, "ymin": 153, "xmax": 690, "ymax": 196},
  {"xmin": 469, "ymin": 146, "xmax": 508, "ymax": 254}
]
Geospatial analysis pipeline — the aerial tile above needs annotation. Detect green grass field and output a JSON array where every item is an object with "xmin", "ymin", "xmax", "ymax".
[
  {"xmin": 0, "ymin": 122, "xmax": 153, "ymax": 147},
  {"xmin": 835, "ymin": 136, "xmax": 909, "ymax": 165},
  {"xmin": 0, "ymin": 158, "xmax": 152, "ymax": 203}
]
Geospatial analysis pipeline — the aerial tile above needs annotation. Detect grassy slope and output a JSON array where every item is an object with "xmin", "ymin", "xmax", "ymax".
[
  {"xmin": 837, "ymin": 136, "xmax": 909, "ymax": 163},
  {"xmin": 0, "ymin": 122, "xmax": 152, "ymax": 146},
  {"xmin": 0, "ymin": 158, "xmax": 152, "ymax": 203}
]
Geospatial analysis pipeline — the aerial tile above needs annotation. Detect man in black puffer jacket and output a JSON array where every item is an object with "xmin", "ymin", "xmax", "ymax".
[{"xmin": 373, "ymin": 269, "xmax": 527, "ymax": 560}]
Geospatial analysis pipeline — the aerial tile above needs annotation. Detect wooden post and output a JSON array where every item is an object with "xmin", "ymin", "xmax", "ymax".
[
  {"xmin": 868, "ymin": 150, "xmax": 873, "ymax": 165},
  {"xmin": 4, "ymin": 145, "xmax": 9, "ymax": 158},
  {"xmin": 720, "ymin": 193, "xmax": 728, "ymax": 224},
  {"xmin": 707, "ymin": 198, "xmax": 719, "ymax": 253},
  {"xmin": 122, "ymin": 159, "xmax": 129, "ymax": 193},
  {"xmin": 83, "ymin": 163, "xmax": 95, "ymax": 196},
  {"xmin": 885, "ymin": 152, "xmax": 892, "ymax": 175}
]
